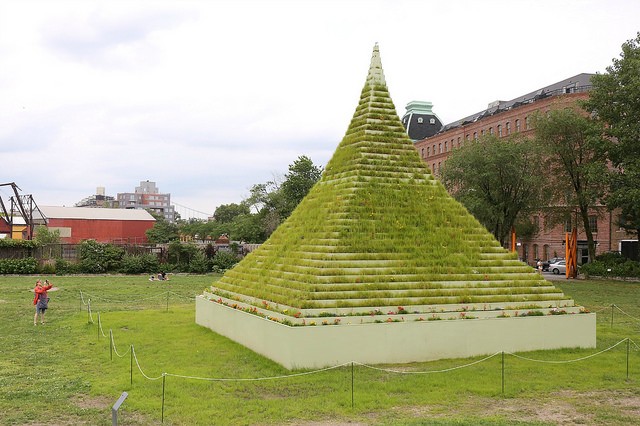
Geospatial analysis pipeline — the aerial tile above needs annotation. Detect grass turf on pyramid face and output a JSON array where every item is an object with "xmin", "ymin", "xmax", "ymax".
[{"xmin": 209, "ymin": 44, "xmax": 573, "ymax": 320}]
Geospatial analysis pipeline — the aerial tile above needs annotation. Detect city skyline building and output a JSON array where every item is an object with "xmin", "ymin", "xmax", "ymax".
[{"xmin": 117, "ymin": 180, "xmax": 176, "ymax": 222}]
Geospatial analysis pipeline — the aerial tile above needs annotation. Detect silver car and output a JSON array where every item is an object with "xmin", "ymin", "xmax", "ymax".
[{"xmin": 549, "ymin": 260, "xmax": 566, "ymax": 275}]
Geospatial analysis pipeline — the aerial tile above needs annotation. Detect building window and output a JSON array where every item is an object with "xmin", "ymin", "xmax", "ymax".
[
  {"xmin": 498, "ymin": 125, "xmax": 502, "ymax": 137},
  {"xmin": 515, "ymin": 119, "xmax": 520, "ymax": 132},
  {"xmin": 427, "ymin": 146, "xmax": 430, "ymax": 156},
  {"xmin": 506, "ymin": 121, "xmax": 511, "ymax": 135},
  {"xmin": 421, "ymin": 148, "xmax": 425, "ymax": 158},
  {"xmin": 489, "ymin": 127, "xmax": 494, "ymax": 135},
  {"xmin": 522, "ymin": 244, "xmax": 529, "ymax": 264},
  {"xmin": 438, "ymin": 162, "xmax": 442, "ymax": 174},
  {"xmin": 543, "ymin": 244, "xmax": 550, "ymax": 260},
  {"xmin": 466, "ymin": 134, "xmax": 470, "ymax": 141},
  {"xmin": 533, "ymin": 244, "xmax": 539, "ymax": 261},
  {"xmin": 444, "ymin": 141, "xmax": 448, "ymax": 152},
  {"xmin": 433, "ymin": 144, "xmax": 436, "ymax": 154},
  {"xmin": 525, "ymin": 116, "xmax": 530, "ymax": 130},
  {"xmin": 589, "ymin": 215, "xmax": 598, "ymax": 233},
  {"xmin": 439, "ymin": 143, "xmax": 442, "ymax": 153},
  {"xmin": 457, "ymin": 136, "xmax": 461, "ymax": 147},
  {"xmin": 432, "ymin": 163, "xmax": 436, "ymax": 172},
  {"xmin": 481, "ymin": 129, "xmax": 485, "ymax": 136},
  {"xmin": 564, "ymin": 217, "xmax": 572, "ymax": 232},
  {"xmin": 473, "ymin": 132, "xmax": 477, "ymax": 140},
  {"xmin": 417, "ymin": 117, "xmax": 424, "ymax": 123}
]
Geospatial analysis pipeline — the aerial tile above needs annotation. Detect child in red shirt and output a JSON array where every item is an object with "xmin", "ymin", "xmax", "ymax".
[{"xmin": 33, "ymin": 279, "xmax": 53, "ymax": 325}]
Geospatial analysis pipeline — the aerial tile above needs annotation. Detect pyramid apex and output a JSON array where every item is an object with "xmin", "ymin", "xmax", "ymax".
[{"xmin": 366, "ymin": 43, "xmax": 386, "ymax": 87}]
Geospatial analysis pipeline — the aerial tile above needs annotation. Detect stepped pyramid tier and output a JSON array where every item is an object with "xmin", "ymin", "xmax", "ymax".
[
  {"xmin": 207, "ymin": 43, "xmax": 573, "ymax": 317},
  {"xmin": 196, "ymin": 44, "xmax": 595, "ymax": 369}
]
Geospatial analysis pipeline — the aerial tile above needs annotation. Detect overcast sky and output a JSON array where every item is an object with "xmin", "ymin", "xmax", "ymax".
[{"xmin": 1, "ymin": 0, "xmax": 638, "ymax": 219}]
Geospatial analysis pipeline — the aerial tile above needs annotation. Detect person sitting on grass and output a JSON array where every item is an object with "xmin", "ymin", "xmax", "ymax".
[{"xmin": 33, "ymin": 279, "xmax": 53, "ymax": 325}]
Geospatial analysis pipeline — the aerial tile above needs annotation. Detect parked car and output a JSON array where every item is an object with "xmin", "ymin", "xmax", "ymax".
[
  {"xmin": 549, "ymin": 260, "xmax": 566, "ymax": 275},
  {"xmin": 542, "ymin": 257, "xmax": 564, "ymax": 272}
]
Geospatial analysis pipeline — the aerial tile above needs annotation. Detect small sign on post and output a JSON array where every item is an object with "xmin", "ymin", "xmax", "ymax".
[{"xmin": 112, "ymin": 391, "xmax": 128, "ymax": 426}]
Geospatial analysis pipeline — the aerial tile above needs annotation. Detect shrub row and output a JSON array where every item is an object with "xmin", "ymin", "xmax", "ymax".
[
  {"xmin": 0, "ymin": 240, "xmax": 241, "ymax": 275},
  {"xmin": 0, "ymin": 257, "xmax": 38, "ymax": 274},
  {"xmin": 580, "ymin": 252, "xmax": 640, "ymax": 278}
]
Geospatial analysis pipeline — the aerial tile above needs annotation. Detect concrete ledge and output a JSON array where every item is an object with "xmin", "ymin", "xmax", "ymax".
[{"xmin": 195, "ymin": 296, "xmax": 596, "ymax": 370}]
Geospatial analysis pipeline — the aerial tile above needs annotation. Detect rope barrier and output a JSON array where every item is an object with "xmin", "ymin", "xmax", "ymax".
[
  {"xmin": 167, "ymin": 291, "xmax": 199, "ymax": 301},
  {"xmin": 80, "ymin": 290, "xmax": 89, "ymax": 306},
  {"xmin": 84, "ymin": 291, "xmax": 640, "ymax": 384},
  {"xmin": 80, "ymin": 291, "xmax": 172, "ymax": 303},
  {"xmin": 590, "ymin": 305, "xmax": 615, "ymax": 314},
  {"xmin": 132, "ymin": 346, "xmax": 164, "ymax": 381},
  {"xmin": 164, "ymin": 362, "xmax": 351, "ymax": 382},
  {"xmin": 613, "ymin": 305, "xmax": 640, "ymax": 323},
  {"xmin": 97, "ymin": 313, "xmax": 108, "ymax": 337},
  {"xmin": 87, "ymin": 300, "xmax": 94, "ymax": 324},
  {"xmin": 354, "ymin": 352, "xmax": 501, "ymax": 374},
  {"xmin": 110, "ymin": 331, "xmax": 131, "ymax": 358},
  {"xmin": 506, "ymin": 339, "xmax": 629, "ymax": 363}
]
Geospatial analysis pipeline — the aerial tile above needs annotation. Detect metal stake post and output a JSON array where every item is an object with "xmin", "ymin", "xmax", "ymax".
[
  {"xmin": 611, "ymin": 304, "xmax": 615, "ymax": 328},
  {"xmin": 627, "ymin": 338, "xmax": 630, "ymax": 380},
  {"xmin": 501, "ymin": 351, "xmax": 505, "ymax": 395},
  {"xmin": 161, "ymin": 374, "xmax": 166, "ymax": 424},
  {"xmin": 351, "ymin": 362, "xmax": 354, "ymax": 408}
]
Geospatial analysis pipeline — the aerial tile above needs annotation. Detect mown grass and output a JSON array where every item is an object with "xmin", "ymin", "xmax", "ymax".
[{"xmin": 0, "ymin": 274, "xmax": 639, "ymax": 425}]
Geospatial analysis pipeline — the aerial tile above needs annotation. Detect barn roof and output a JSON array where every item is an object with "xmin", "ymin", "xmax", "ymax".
[{"xmin": 39, "ymin": 206, "xmax": 156, "ymax": 221}]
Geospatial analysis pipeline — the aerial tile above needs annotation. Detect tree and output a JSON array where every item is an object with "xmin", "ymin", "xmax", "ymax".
[
  {"xmin": 534, "ymin": 108, "xmax": 608, "ymax": 262},
  {"xmin": 441, "ymin": 134, "xmax": 546, "ymax": 246},
  {"xmin": 280, "ymin": 155, "xmax": 323, "ymax": 217},
  {"xmin": 244, "ymin": 155, "xmax": 323, "ymax": 238},
  {"xmin": 33, "ymin": 225, "xmax": 60, "ymax": 245},
  {"xmin": 584, "ymin": 32, "xmax": 640, "ymax": 238},
  {"xmin": 145, "ymin": 216, "xmax": 180, "ymax": 244},
  {"xmin": 213, "ymin": 203, "xmax": 250, "ymax": 223}
]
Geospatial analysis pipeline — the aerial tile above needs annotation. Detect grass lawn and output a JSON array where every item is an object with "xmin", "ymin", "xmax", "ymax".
[{"xmin": 0, "ymin": 274, "xmax": 639, "ymax": 425}]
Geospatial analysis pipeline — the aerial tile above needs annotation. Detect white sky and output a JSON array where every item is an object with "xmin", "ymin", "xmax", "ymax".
[{"xmin": 1, "ymin": 0, "xmax": 638, "ymax": 219}]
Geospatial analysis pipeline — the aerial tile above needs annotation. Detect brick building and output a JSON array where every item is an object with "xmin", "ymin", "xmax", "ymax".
[
  {"xmin": 410, "ymin": 74, "xmax": 638, "ymax": 265},
  {"xmin": 117, "ymin": 180, "xmax": 176, "ymax": 223}
]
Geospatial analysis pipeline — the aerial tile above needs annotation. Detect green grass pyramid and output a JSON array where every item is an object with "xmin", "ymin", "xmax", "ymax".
[{"xmin": 209, "ymin": 44, "xmax": 576, "ymax": 321}]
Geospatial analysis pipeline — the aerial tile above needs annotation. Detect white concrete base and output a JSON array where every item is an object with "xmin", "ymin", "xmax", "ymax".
[{"xmin": 195, "ymin": 296, "xmax": 596, "ymax": 370}]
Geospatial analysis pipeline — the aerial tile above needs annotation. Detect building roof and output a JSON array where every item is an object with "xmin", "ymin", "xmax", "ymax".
[
  {"xmin": 439, "ymin": 73, "xmax": 595, "ymax": 133},
  {"xmin": 39, "ymin": 206, "xmax": 156, "ymax": 221}
]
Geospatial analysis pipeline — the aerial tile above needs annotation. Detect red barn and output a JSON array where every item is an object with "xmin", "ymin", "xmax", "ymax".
[{"xmin": 39, "ymin": 206, "xmax": 156, "ymax": 244}]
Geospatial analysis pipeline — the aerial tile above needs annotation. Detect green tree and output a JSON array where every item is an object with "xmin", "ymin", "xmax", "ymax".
[
  {"xmin": 77, "ymin": 240, "xmax": 125, "ymax": 273},
  {"xmin": 244, "ymin": 155, "xmax": 323, "ymax": 238},
  {"xmin": 534, "ymin": 108, "xmax": 608, "ymax": 262},
  {"xmin": 280, "ymin": 155, "xmax": 323, "ymax": 217},
  {"xmin": 33, "ymin": 225, "xmax": 60, "ymax": 245},
  {"xmin": 33, "ymin": 225, "xmax": 62, "ymax": 259},
  {"xmin": 146, "ymin": 216, "xmax": 180, "ymax": 244},
  {"xmin": 213, "ymin": 203, "xmax": 250, "ymax": 223},
  {"xmin": 441, "ymin": 134, "xmax": 545, "ymax": 246},
  {"xmin": 228, "ymin": 213, "xmax": 266, "ymax": 243},
  {"xmin": 584, "ymin": 32, "xmax": 640, "ymax": 238}
]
